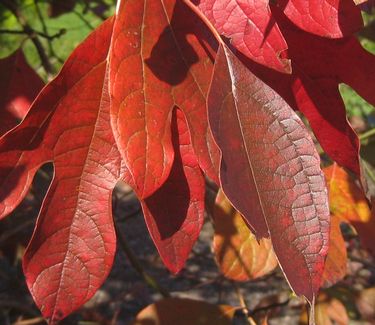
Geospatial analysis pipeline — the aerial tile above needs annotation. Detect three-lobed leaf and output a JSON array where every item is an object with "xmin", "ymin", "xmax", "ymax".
[{"xmin": 109, "ymin": 0, "xmax": 219, "ymax": 199}]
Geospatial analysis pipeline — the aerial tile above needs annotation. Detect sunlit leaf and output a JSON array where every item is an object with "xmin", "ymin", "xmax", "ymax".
[
  {"xmin": 324, "ymin": 163, "xmax": 374, "ymax": 255},
  {"xmin": 208, "ymin": 43, "xmax": 330, "ymax": 303},
  {"xmin": 212, "ymin": 190, "xmax": 278, "ymax": 281}
]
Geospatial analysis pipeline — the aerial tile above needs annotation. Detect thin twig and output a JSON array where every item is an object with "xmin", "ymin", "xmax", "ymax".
[
  {"xmin": 362, "ymin": 159, "xmax": 375, "ymax": 183},
  {"xmin": 0, "ymin": 28, "xmax": 65, "ymax": 40},
  {"xmin": 360, "ymin": 127, "xmax": 375, "ymax": 142},
  {"xmin": 234, "ymin": 282, "xmax": 249, "ymax": 316},
  {"xmin": 73, "ymin": 10, "xmax": 95, "ymax": 30},
  {"xmin": 250, "ymin": 298, "xmax": 290, "ymax": 316},
  {"xmin": 0, "ymin": 29, "xmax": 29, "ymax": 35},
  {"xmin": 12, "ymin": 317, "xmax": 45, "ymax": 325},
  {"xmin": 0, "ymin": 0, "xmax": 53, "ymax": 75},
  {"xmin": 114, "ymin": 221, "xmax": 171, "ymax": 298},
  {"xmin": 33, "ymin": 0, "xmax": 64, "ymax": 63}
]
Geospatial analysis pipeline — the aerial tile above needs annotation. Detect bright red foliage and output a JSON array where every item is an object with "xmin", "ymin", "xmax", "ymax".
[
  {"xmin": 197, "ymin": 0, "xmax": 290, "ymax": 72},
  {"xmin": 109, "ymin": 0, "xmax": 219, "ymax": 199},
  {"xmin": 208, "ymin": 44, "xmax": 329, "ymax": 302},
  {"xmin": 242, "ymin": 7, "xmax": 375, "ymax": 175},
  {"xmin": 0, "ymin": 0, "xmax": 373, "ymax": 323},
  {"xmin": 139, "ymin": 109, "xmax": 205, "ymax": 273},
  {"xmin": 279, "ymin": 0, "xmax": 363, "ymax": 38},
  {"xmin": 1, "ymin": 19, "xmax": 117, "ymax": 322}
]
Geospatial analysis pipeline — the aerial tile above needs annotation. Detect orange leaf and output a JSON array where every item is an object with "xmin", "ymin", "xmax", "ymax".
[
  {"xmin": 212, "ymin": 191, "xmax": 278, "ymax": 281},
  {"xmin": 324, "ymin": 163, "xmax": 374, "ymax": 255},
  {"xmin": 300, "ymin": 293, "xmax": 349, "ymax": 325},
  {"xmin": 322, "ymin": 214, "xmax": 347, "ymax": 288}
]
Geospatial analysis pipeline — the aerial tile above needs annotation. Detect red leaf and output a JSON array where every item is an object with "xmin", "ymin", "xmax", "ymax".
[
  {"xmin": 0, "ymin": 1, "xmax": 220, "ymax": 320},
  {"xmin": 291, "ymin": 75, "xmax": 360, "ymax": 175},
  {"xmin": 0, "ymin": 18, "xmax": 117, "ymax": 323},
  {"xmin": 139, "ymin": 109, "xmax": 205, "ymax": 273},
  {"xmin": 208, "ymin": 43, "xmax": 330, "ymax": 302},
  {"xmin": 196, "ymin": 0, "xmax": 291, "ymax": 73},
  {"xmin": 109, "ymin": 0, "xmax": 219, "ymax": 199},
  {"xmin": 0, "ymin": 49, "xmax": 44, "ymax": 136},
  {"xmin": 279, "ymin": 0, "xmax": 363, "ymax": 38},
  {"xmin": 244, "ymin": 8, "xmax": 375, "ymax": 175}
]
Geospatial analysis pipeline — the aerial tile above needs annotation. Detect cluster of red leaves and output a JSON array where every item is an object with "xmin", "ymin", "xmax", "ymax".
[{"xmin": 0, "ymin": 0, "xmax": 374, "ymax": 323}]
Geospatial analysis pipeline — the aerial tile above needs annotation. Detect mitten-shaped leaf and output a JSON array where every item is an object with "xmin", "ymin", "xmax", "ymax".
[
  {"xmin": 0, "ymin": 18, "xmax": 118, "ymax": 323},
  {"xmin": 208, "ymin": 44, "xmax": 330, "ymax": 303},
  {"xmin": 109, "ymin": 0, "xmax": 219, "ymax": 199}
]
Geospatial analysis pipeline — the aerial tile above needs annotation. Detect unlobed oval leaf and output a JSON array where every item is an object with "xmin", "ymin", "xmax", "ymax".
[
  {"xmin": 208, "ymin": 43, "xmax": 330, "ymax": 303},
  {"xmin": 213, "ymin": 190, "xmax": 278, "ymax": 281}
]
